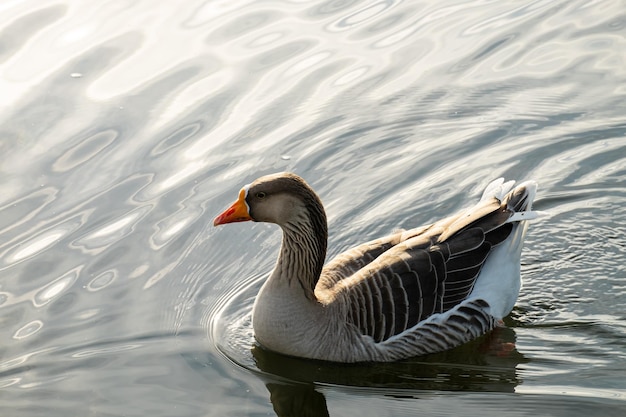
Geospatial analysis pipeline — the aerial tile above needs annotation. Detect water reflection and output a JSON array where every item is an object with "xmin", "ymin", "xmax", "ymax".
[
  {"xmin": 249, "ymin": 327, "xmax": 525, "ymax": 416},
  {"xmin": 265, "ymin": 383, "xmax": 329, "ymax": 417},
  {"xmin": 1, "ymin": 0, "xmax": 626, "ymax": 415}
]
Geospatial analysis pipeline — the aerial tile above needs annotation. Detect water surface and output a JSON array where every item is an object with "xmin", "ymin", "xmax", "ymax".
[{"xmin": 1, "ymin": 0, "xmax": 625, "ymax": 416}]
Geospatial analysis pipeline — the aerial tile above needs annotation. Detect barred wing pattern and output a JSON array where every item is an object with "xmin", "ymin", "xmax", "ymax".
[
  {"xmin": 327, "ymin": 196, "xmax": 515, "ymax": 344},
  {"xmin": 318, "ymin": 224, "xmax": 432, "ymax": 291},
  {"xmin": 379, "ymin": 299, "xmax": 498, "ymax": 360}
]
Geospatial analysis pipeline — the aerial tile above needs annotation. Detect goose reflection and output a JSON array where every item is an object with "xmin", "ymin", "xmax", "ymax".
[
  {"xmin": 265, "ymin": 382, "xmax": 330, "ymax": 417},
  {"xmin": 252, "ymin": 326, "xmax": 526, "ymax": 417}
]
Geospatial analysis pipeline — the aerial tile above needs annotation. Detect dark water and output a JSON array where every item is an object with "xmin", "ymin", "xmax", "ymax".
[{"xmin": 1, "ymin": 1, "xmax": 625, "ymax": 416}]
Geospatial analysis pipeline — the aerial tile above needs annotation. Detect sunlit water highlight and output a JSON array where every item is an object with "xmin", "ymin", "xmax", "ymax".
[{"xmin": 1, "ymin": 0, "xmax": 625, "ymax": 416}]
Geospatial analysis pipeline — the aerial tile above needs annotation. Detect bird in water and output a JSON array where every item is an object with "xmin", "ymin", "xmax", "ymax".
[{"xmin": 214, "ymin": 172, "xmax": 540, "ymax": 363}]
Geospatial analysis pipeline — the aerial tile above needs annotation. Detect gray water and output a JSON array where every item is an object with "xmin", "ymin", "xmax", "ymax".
[{"xmin": 1, "ymin": 1, "xmax": 625, "ymax": 416}]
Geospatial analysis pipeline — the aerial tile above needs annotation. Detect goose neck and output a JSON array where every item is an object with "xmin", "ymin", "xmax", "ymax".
[{"xmin": 275, "ymin": 214, "xmax": 327, "ymax": 300}]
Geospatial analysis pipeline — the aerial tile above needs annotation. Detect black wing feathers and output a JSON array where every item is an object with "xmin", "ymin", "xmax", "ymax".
[{"xmin": 338, "ymin": 196, "xmax": 519, "ymax": 343}]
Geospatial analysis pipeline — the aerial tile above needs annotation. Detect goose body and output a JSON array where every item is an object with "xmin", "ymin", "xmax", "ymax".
[{"xmin": 214, "ymin": 173, "xmax": 539, "ymax": 363}]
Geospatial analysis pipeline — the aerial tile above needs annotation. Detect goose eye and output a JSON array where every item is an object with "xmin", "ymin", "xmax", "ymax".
[{"xmin": 256, "ymin": 191, "xmax": 266, "ymax": 199}]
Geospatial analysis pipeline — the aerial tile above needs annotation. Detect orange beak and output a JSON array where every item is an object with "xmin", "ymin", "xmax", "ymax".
[{"xmin": 214, "ymin": 188, "xmax": 252, "ymax": 226}]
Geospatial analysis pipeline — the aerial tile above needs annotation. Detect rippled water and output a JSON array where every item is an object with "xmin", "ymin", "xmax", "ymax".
[{"xmin": 1, "ymin": 0, "xmax": 625, "ymax": 416}]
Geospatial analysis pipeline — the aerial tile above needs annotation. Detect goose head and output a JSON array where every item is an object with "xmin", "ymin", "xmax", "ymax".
[
  {"xmin": 213, "ymin": 173, "xmax": 329, "ymax": 292},
  {"xmin": 213, "ymin": 172, "xmax": 326, "ymax": 229}
]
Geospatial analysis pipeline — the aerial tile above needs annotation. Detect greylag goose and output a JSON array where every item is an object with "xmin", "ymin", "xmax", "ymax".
[{"xmin": 214, "ymin": 173, "xmax": 540, "ymax": 363}]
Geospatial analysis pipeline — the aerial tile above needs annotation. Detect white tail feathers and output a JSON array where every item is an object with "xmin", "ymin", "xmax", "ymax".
[
  {"xmin": 480, "ymin": 178, "xmax": 515, "ymax": 202},
  {"xmin": 481, "ymin": 178, "xmax": 548, "ymax": 223}
]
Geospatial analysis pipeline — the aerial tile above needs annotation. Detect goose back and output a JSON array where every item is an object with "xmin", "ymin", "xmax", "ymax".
[{"xmin": 318, "ymin": 194, "xmax": 523, "ymax": 345}]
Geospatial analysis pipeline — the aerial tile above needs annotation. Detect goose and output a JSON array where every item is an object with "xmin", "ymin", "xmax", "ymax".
[{"xmin": 214, "ymin": 172, "xmax": 540, "ymax": 363}]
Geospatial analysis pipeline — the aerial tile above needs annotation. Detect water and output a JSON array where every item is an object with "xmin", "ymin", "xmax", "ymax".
[{"xmin": 1, "ymin": 0, "xmax": 625, "ymax": 415}]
